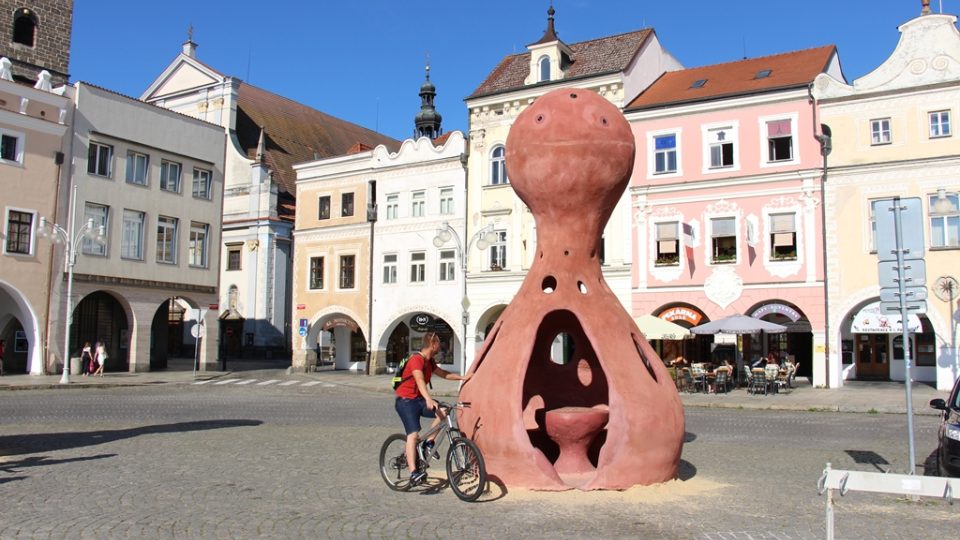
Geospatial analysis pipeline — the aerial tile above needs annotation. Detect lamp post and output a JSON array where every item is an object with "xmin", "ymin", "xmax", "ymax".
[
  {"xmin": 38, "ymin": 184, "xmax": 105, "ymax": 383},
  {"xmin": 433, "ymin": 221, "xmax": 497, "ymax": 375}
]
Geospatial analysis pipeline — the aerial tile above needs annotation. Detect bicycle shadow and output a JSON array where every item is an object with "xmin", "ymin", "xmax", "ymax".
[{"xmin": 410, "ymin": 473, "xmax": 508, "ymax": 503}]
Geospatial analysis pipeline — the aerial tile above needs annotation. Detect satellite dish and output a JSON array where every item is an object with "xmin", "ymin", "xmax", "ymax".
[{"xmin": 933, "ymin": 276, "xmax": 959, "ymax": 302}]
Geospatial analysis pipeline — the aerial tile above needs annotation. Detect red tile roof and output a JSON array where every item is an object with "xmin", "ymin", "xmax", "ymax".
[
  {"xmin": 431, "ymin": 131, "xmax": 455, "ymax": 147},
  {"xmin": 625, "ymin": 45, "xmax": 837, "ymax": 111},
  {"xmin": 468, "ymin": 29, "xmax": 653, "ymax": 99},
  {"xmin": 234, "ymin": 83, "xmax": 400, "ymax": 199}
]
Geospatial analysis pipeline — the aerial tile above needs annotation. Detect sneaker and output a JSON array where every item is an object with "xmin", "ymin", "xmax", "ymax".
[
  {"xmin": 409, "ymin": 470, "xmax": 427, "ymax": 485},
  {"xmin": 424, "ymin": 440, "xmax": 440, "ymax": 459}
]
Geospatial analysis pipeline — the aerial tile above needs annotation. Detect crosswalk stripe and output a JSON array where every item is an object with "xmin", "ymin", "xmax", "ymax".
[
  {"xmin": 301, "ymin": 381, "xmax": 322, "ymax": 387},
  {"xmin": 192, "ymin": 379, "xmax": 214, "ymax": 385},
  {"xmin": 256, "ymin": 379, "xmax": 280, "ymax": 386},
  {"xmin": 213, "ymin": 378, "xmax": 241, "ymax": 385},
  {"xmin": 234, "ymin": 379, "xmax": 256, "ymax": 385},
  {"xmin": 278, "ymin": 380, "xmax": 299, "ymax": 386}
]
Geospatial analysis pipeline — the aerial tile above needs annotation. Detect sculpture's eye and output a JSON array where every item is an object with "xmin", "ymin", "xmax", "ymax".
[
  {"xmin": 569, "ymin": 92, "xmax": 578, "ymax": 99},
  {"xmin": 600, "ymin": 116, "xmax": 609, "ymax": 127},
  {"xmin": 536, "ymin": 114, "xmax": 545, "ymax": 124}
]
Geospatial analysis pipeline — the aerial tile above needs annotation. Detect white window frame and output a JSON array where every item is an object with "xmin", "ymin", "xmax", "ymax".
[
  {"xmin": 82, "ymin": 203, "xmax": 108, "ymax": 256},
  {"xmin": 382, "ymin": 253, "xmax": 397, "ymax": 284},
  {"xmin": 87, "ymin": 141, "xmax": 113, "ymax": 177},
  {"xmin": 929, "ymin": 191, "xmax": 959, "ymax": 248},
  {"xmin": 0, "ymin": 128, "xmax": 25, "ymax": 165},
  {"xmin": 870, "ymin": 118, "xmax": 892, "ymax": 145},
  {"xmin": 440, "ymin": 187, "xmax": 454, "ymax": 215},
  {"xmin": 125, "ymin": 150, "xmax": 149, "ymax": 186},
  {"xmin": 490, "ymin": 145, "xmax": 509, "ymax": 185},
  {"xmin": 156, "ymin": 215, "xmax": 178, "ymax": 264},
  {"xmin": 160, "ymin": 160, "xmax": 182, "ymax": 193},
  {"xmin": 121, "ymin": 209, "xmax": 145, "ymax": 260},
  {"xmin": 192, "ymin": 168, "xmax": 212, "ymax": 199},
  {"xmin": 309, "ymin": 255, "xmax": 325, "ymax": 290},
  {"xmin": 709, "ymin": 216, "xmax": 738, "ymax": 265},
  {"xmin": 701, "ymin": 122, "xmax": 739, "ymax": 174},
  {"xmin": 929, "ymin": 110, "xmax": 952, "ymax": 138},
  {"xmin": 188, "ymin": 222, "xmax": 208, "ymax": 268},
  {"xmin": 654, "ymin": 221, "xmax": 680, "ymax": 266},
  {"xmin": 768, "ymin": 212, "xmax": 797, "ymax": 261},
  {"xmin": 411, "ymin": 191, "xmax": 425, "ymax": 218},
  {"xmin": 410, "ymin": 251, "xmax": 426, "ymax": 283},
  {"xmin": 646, "ymin": 128, "xmax": 681, "ymax": 178},
  {"xmin": 3, "ymin": 207, "xmax": 34, "ymax": 255},
  {"xmin": 385, "ymin": 194, "xmax": 399, "ymax": 220},
  {"xmin": 759, "ymin": 114, "xmax": 798, "ymax": 167},
  {"xmin": 538, "ymin": 55, "xmax": 550, "ymax": 82},
  {"xmin": 439, "ymin": 249, "xmax": 456, "ymax": 281},
  {"xmin": 489, "ymin": 230, "xmax": 507, "ymax": 270}
]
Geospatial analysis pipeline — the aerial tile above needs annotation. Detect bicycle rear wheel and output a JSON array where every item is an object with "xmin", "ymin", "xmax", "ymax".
[
  {"xmin": 445, "ymin": 437, "xmax": 487, "ymax": 502},
  {"xmin": 379, "ymin": 433, "xmax": 412, "ymax": 491}
]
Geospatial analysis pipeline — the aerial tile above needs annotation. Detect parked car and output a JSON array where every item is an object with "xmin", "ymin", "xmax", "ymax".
[{"xmin": 929, "ymin": 375, "xmax": 960, "ymax": 477}]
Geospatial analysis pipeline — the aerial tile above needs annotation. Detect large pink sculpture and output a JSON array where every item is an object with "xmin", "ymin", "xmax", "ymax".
[{"xmin": 458, "ymin": 88, "xmax": 684, "ymax": 490}]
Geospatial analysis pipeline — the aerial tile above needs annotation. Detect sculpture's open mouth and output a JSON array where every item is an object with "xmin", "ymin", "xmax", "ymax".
[{"xmin": 521, "ymin": 309, "xmax": 609, "ymax": 482}]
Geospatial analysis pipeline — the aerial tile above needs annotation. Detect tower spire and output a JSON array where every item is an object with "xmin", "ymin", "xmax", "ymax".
[{"xmin": 414, "ymin": 60, "xmax": 443, "ymax": 140}]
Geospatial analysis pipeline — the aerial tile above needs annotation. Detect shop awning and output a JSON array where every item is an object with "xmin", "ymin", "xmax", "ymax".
[
  {"xmin": 850, "ymin": 301, "xmax": 921, "ymax": 334},
  {"xmin": 634, "ymin": 314, "xmax": 692, "ymax": 340}
]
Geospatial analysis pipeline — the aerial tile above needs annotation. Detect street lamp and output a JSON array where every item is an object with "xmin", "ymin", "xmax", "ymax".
[
  {"xmin": 433, "ymin": 221, "xmax": 497, "ymax": 375},
  {"xmin": 37, "ymin": 184, "xmax": 105, "ymax": 383}
]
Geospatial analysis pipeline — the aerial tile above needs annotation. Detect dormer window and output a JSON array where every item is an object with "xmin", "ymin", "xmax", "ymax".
[
  {"xmin": 690, "ymin": 79, "xmax": 707, "ymax": 89},
  {"xmin": 538, "ymin": 55, "xmax": 550, "ymax": 82},
  {"xmin": 12, "ymin": 8, "xmax": 38, "ymax": 47},
  {"xmin": 755, "ymin": 69, "xmax": 772, "ymax": 79}
]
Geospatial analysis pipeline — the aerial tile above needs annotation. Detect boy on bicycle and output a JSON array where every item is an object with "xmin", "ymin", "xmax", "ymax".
[{"xmin": 394, "ymin": 331, "xmax": 471, "ymax": 484}]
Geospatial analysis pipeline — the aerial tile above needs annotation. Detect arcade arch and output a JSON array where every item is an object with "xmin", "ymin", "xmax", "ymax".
[{"xmin": 0, "ymin": 281, "xmax": 41, "ymax": 374}]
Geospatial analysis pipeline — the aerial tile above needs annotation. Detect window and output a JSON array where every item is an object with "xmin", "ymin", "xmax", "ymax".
[
  {"xmin": 691, "ymin": 79, "xmax": 707, "ymax": 89},
  {"xmin": 707, "ymin": 128, "xmax": 735, "ymax": 169},
  {"xmin": 1, "ymin": 133, "xmax": 21, "ymax": 163},
  {"xmin": 160, "ymin": 160, "xmax": 181, "ymax": 192},
  {"xmin": 655, "ymin": 222, "xmax": 679, "ymax": 265},
  {"xmin": 439, "ymin": 250, "xmax": 456, "ymax": 281},
  {"xmin": 769, "ymin": 213, "xmax": 797, "ymax": 260},
  {"xmin": 341, "ymin": 192, "xmax": 354, "ymax": 217},
  {"xmin": 385, "ymin": 194, "xmax": 398, "ymax": 220},
  {"xmin": 226, "ymin": 245, "xmax": 241, "ymax": 271},
  {"xmin": 5, "ymin": 210, "xmax": 32, "ymax": 254},
  {"xmin": 929, "ymin": 191, "xmax": 959, "ymax": 248},
  {"xmin": 929, "ymin": 110, "xmax": 951, "ymax": 138},
  {"xmin": 440, "ymin": 188, "xmax": 454, "ymax": 215},
  {"xmin": 339, "ymin": 254, "xmax": 355, "ymax": 289},
  {"xmin": 489, "ymin": 230, "xmax": 507, "ymax": 270},
  {"xmin": 82, "ymin": 203, "xmax": 108, "ymax": 256},
  {"xmin": 755, "ymin": 69, "xmax": 772, "ymax": 79},
  {"xmin": 383, "ymin": 253, "xmax": 397, "ymax": 284},
  {"xmin": 192, "ymin": 168, "xmax": 211, "ymax": 199},
  {"xmin": 871, "ymin": 118, "xmax": 891, "ymax": 145},
  {"xmin": 410, "ymin": 251, "xmax": 426, "ymax": 282},
  {"xmin": 87, "ymin": 141, "xmax": 113, "ymax": 177},
  {"xmin": 156, "ymin": 215, "xmax": 178, "ymax": 264},
  {"xmin": 310, "ymin": 256, "xmax": 325, "ymax": 289},
  {"xmin": 411, "ymin": 191, "xmax": 425, "ymax": 217},
  {"xmin": 124, "ymin": 151, "xmax": 149, "ymax": 185},
  {"xmin": 710, "ymin": 217, "xmax": 737, "ymax": 263},
  {"xmin": 654, "ymin": 134, "xmax": 677, "ymax": 174},
  {"xmin": 538, "ymin": 55, "xmax": 550, "ymax": 82},
  {"xmin": 490, "ymin": 146, "xmax": 508, "ymax": 185},
  {"xmin": 12, "ymin": 8, "xmax": 37, "ymax": 46},
  {"xmin": 188, "ymin": 222, "xmax": 208, "ymax": 267},
  {"xmin": 318, "ymin": 196, "xmax": 331, "ymax": 220},
  {"xmin": 121, "ymin": 210, "xmax": 145, "ymax": 260},
  {"xmin": 766, "ymin": 120, "xmax": 793, "ymax": 162}
]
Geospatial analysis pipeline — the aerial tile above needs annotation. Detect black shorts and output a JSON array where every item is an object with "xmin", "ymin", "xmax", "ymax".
[{"xmin": 395, "ymin": 396, "xmax": 436, "ymax": 435}]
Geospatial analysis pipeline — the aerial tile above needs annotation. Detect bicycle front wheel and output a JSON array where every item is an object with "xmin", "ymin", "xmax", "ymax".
[
  {"xmin": 379, "ymin": 433, "xmax": 412, "ymax": 491},
  {"xmin": 445, "ymin": 437, "xmax": 487, "ymax": 502}
]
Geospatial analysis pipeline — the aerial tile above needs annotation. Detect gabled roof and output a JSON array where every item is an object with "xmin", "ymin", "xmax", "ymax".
[
  {"xmin": 468, "ymin": 28, "xmax": 653, "ymax": 100},
  {"xmin": 626, "ymin": 45, "xmax": 837, "ymax": 111},
  {"xmin": 234, "ymin": 83, "xmax": 400, "ymax": 198}
]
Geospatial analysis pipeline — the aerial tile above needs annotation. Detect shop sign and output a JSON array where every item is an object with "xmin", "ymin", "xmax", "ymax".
[
  {"xmin": 750, "ymin": 303, "xmax": 801, "ymax": 322},
  {"xmin": 850, "ymin": 302, "xmax": 921, "ymax": 334},
  {"xmin": 659, "ymin": 306, "xmax": 703, "ymax": 325},
  {"xmin": 410, "ymin": 313, "xmax": 433, "ymax": 332},
  {"xmin": 322, "ymin": 317, "xmax": 359, "ymax": 332}
]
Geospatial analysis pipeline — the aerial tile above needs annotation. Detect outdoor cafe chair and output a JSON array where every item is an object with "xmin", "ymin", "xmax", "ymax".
[
  {"xmin": 764, "ymin": 364, "xmax": 780, "ymax": 394},
  {"xmin": 690, "ymin": 364, "xmax": 708, "ymax": 393},
  {"xmin": 681, "ymin": 368, "xmax": 700, "ymax": 393},
  {"xmin": 749, "ymin": 368, "xmax": 768, "ymax": 395},
  {"xmin": 713, "ymin": 369, "xmax": 730, "ymax": 394}
]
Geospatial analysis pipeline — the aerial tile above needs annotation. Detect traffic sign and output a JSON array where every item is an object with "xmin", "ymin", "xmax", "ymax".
[
  {"xmin": 879, "ymin": 301, "xmax": 927, "ymax": 315},
  {"xmin": 879, "ymin": 286, "xmax": 928, "ymax": 303},
  {"xmin": 298, "ymin": 327, "xmax": 307, "ymax": 337},
  {"xmin": 878, "ymin": 260, "xmax": 926, "ymax": 288},
  {"xmin": 873, "ymin": 197, "xmax": 925, "ymax": 261},
  {"xmin": 191, "ymin": 324, "xmax": 206, "ymax": 338}
]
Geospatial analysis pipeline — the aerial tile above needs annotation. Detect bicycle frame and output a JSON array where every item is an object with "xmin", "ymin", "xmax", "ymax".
[{"xmin": 417, "ymin": 403, "xmax": 463, "ymax": 465}]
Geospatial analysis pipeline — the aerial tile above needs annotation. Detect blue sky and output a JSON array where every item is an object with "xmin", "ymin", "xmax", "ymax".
[{"xmin": 72, "ymin": 1, "xmax": 936, "ymax": 142}]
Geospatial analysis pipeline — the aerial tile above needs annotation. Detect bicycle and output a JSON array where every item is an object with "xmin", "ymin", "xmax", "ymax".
[{"xmin": 379, "ymin": 400, "xmax": 487, "ymax": 502}]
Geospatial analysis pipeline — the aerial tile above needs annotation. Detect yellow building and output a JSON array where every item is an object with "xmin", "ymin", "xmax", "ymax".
[{"xmin": 813, "ymin": 9, "xmax": 960, "ymax": 390}]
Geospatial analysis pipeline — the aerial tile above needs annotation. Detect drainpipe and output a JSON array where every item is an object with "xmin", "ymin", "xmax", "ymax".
[{"xmin": 808, "ymin": 82, "xmax": 832, "ymax": 388}]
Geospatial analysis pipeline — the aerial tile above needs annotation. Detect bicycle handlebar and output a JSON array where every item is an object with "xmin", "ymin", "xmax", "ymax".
[{"xmin": 435, "ymin": 400, "xmax": 471, "ymax": 410}]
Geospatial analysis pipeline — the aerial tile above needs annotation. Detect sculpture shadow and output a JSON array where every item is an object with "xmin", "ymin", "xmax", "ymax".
[
  {"xmin": 0, "ymin": 419, "xmax": 263, "ymax": 457},
  {"xmin": 683, "ymin": 431, "xmax": 697, "ymax": 443},
  {"xmin": 0, "ymin": 453, "xmax": 116, "ymax": 479},
  {"xmin": 677, "ymin": 459, "xmax": 697, "ymax": 481}
]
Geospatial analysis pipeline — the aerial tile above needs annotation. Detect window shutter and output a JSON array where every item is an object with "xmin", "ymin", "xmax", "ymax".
[
  {"xmin": 773, "ymin": 233, "xmax": 794, "ymax": 247},
  {"xmin": 712, "ymin": 217, "xmax": 736, "ymax": 237},
  {"xmin": 656, "ymin": 222, "xmax": 678, "ymax": 240},
  {"xmin": 770, "ymin": 213, "xmax": 795, "ymax": 232},
  {"xmin": 658, "ymin": 240, "xmax": 677, "ymax": 254}
]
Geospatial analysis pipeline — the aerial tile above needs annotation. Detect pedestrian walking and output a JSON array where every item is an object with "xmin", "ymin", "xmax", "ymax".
[
  {"xmin": 80, "ymin": 341, "xmax": 94, "ymax": 376},
  {"xmin": 93, "ymin": 341, "xmax": 107, "ymax": 376}
]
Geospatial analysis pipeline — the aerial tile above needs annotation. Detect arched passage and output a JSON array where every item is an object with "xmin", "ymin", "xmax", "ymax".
[
  {"xmin": 0, "ymin": 281, "xmax": 41, "ymax": 374},
  {"xmin": 70, "ymin": 291, "xmax": 130, "ymax": 372},
  {"xmin": 151, "ymin": 297, "xmax": 202, "ymax": 370},
  {"xmin": 378, "ymin": 312, "xmax": 459, "ymax": 372},
  {"xmin": 308, "ymin": 313, "xmax": 367, "ymax": 371},
  {"xmin": 745, "ymin": 299, "xmax": 813, "ymax": 379}
]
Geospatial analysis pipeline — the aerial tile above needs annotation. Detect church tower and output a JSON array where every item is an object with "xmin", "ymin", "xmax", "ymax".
[
  {"xmin": 0, "ymin": 0, "xmax": 72, "ymax": 85},
  {"xmin": 413, "ymin": 64, "xmax": 442, "ymax": 139}
]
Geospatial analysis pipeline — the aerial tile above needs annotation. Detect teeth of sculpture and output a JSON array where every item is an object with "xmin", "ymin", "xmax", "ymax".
[{"xmin": 458, "ymin": 88, "xmax": 685, "ymax": 491}]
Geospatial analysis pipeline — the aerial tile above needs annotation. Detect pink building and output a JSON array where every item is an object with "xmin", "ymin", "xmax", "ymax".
[{"xmin": 623, "ymin": 47, "xmax": 844, "ymax": 382}]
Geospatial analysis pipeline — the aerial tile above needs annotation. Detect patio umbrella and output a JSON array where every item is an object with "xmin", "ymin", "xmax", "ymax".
[
  {"xmin": 690, "ymin": 314, "xmax": 787, "ymax": 335},
  {"xmin": 633, "ymin": 315, "xmax": 691, "ymax": 340}
]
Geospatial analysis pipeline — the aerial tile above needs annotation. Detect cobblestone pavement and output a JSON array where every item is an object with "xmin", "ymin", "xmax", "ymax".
[{"xmin": 0, "ymin": 384, "xmax": 955, "ymax": 539}]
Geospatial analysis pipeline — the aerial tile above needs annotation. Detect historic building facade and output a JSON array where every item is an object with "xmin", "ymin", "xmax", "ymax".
[
  {"xmin": 813, "ymin": 8, "xmax": 960, "ymax": 390},
  {"xmin": 625, "ymin": 47, "xmax": 842, "ymax": 385},
  {"xmin": 462, "ymin": 7, "xmax": 682, "ymax": 371},
  {"xmin": 0, "ymin": 0, "xmax": 71, "ymax": 86}
]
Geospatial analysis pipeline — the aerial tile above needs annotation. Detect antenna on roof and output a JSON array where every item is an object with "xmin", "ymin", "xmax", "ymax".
[
  {"xmin": 742, "ymin": 36, "xmax": 747, "ymax": 60},
  {"xmin": 246, "ymin": 46, "xmax": 252, "ymax": 83}
]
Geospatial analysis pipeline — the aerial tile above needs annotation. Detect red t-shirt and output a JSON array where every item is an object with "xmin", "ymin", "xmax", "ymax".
[{"xmin": 395, "ymin": 353, "xmax": 433, "ymax": 399}]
